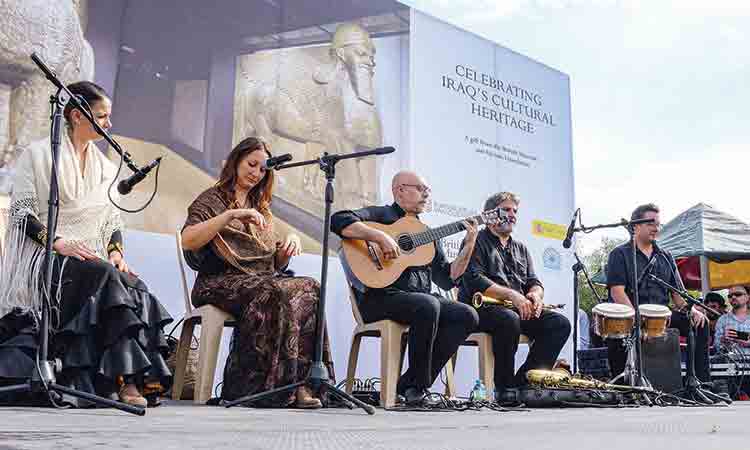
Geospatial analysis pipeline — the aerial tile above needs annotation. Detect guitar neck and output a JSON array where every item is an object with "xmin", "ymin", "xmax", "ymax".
[{"xmin": 411, "ymin": 213, "xmax": 485, "ymax": 247}]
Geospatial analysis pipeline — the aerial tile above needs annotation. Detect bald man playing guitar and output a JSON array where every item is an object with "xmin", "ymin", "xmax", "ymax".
[{"xmin": 332, "ymin": 171, "xmax": 480, "ymax": 405}]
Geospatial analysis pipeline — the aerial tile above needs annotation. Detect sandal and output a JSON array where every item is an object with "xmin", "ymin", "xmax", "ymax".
[
  {"xmin": 118, "ymin": 384, "xmax": 147, "ymax": 408},
  {"xmin": 295, "ymin": 386, "xmax": 322, "ymax": 409}
]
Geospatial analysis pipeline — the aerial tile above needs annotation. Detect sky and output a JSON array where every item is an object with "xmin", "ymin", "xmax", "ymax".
[{"xmin": 402, "ymin": 0, "xmax": 750, "ymax": 252}]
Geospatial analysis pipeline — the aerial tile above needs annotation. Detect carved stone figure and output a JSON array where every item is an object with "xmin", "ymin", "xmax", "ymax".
[
  {"xmin": 233, "ymin": 23, "xmax": 383, "ymax": 215},
  {"xmin": 0, "ymin": 0, "xmax": 94, "ymax": 193}
]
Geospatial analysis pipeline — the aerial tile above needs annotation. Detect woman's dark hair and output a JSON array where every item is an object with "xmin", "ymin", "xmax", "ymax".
[
  {"xmin": 216, "ymin": 137, "xmax": 275, "ymax": 215},
  {"xmin": 63, "ymin": 81, "xmax": 109, "ymax": 123}
]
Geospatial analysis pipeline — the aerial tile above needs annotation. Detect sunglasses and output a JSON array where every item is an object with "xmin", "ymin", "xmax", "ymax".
[
  {"xmin": 501, "ymin": 207, "xmax": 519, "ymax": 214},
  {"xmin": 728, "ymin": 292, "xmax": 747, "ymax": 299}
]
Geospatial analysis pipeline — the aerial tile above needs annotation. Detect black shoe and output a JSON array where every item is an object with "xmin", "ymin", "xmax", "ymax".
[
  {"xmin": 402, "ymin": 387, "xmax": 427, "ymax": 405},
  {"xmin": 707, "ymin": 380, "xmax": 729, "ymax": 396},
  {"xmin": 494, "ymin": 388, "xmax": 522, "ymax": 406}
]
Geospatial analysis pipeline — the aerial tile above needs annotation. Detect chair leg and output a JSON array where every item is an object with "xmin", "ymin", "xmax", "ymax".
[
  {"xmin": 444, "ymin": 355, "xmax": 457, "ymax": 398},
  {"xmin": 194, "ymin": 312, "xmax": 226, "ymax": 404},
  {"xmin": 171, "ymin": 319, "xmax": 196, "ymax": 400},
  {"xmin": 478, "ymin": 338, "xmax": 495, "ymax": 394},
  {"xmin": 398, "ymin": 334, "xmax": 408, "ymax": 373},
  {"xmin": 380, "ymin": 326, "xmax": 403, "ymax": 408},
  {"xmin": 345, "ymin": 333, "xmax": 363, "ymax": 394}
]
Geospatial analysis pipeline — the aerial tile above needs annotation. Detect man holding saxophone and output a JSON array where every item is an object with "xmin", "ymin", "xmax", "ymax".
[{"xmin": 458, "ymin": 192, "xmax": 571, "ymax": 405}]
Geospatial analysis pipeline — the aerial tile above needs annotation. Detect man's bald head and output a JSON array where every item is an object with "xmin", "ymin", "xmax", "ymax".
[
  {"xmin": 391, "ymin": 170, "xmax": 430, "ymax": 215},
  {"xmin": 391, "ymin": 170, "xmax": 420, "ymax": 191}
]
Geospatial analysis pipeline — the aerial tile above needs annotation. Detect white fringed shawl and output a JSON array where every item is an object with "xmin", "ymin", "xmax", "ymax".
[{"xmin": 0, "ymin": 128, "xmax": 123, "ymax": 315}]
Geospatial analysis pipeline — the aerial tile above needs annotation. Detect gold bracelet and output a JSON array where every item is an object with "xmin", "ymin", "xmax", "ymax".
[
  {"xmin": 37, "ymin": 229, "xmax": 48, "ymax": 246},
  {"xmin": 107, "ymin": 242, "xmax": 124, "ymax": 256}
]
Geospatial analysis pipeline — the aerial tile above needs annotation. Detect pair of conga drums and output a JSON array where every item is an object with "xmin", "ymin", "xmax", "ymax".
[{"xmin": 592, "ymin": 303, "xmax": 671, "ymax": 339}]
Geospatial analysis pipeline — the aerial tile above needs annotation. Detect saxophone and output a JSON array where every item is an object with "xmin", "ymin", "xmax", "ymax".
[
  {"xmin": 471, "ymin": 293, "xmax": 565, "ymax": 311},
  {"xmin": 525, "ymin": 368, "xmax": 654, "ymax": 393}
]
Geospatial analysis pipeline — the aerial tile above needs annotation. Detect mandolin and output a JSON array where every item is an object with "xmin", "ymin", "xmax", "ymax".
[{"xmin": 340, "ymin": 207, "xmax": 507, "ymax": 288}]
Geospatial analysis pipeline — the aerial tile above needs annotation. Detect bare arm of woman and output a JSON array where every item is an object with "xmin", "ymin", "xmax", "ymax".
[{"xmin": 181, "ymin": 208, "xmax": 266, "ymax": 251}]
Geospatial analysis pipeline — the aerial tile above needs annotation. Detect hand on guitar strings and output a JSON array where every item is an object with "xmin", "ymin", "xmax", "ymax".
[{"xmin": 375, "ymin": 231, "xmax": 401, "ymax": 260}]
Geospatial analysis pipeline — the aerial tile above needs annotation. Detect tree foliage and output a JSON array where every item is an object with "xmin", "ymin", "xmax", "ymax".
[{"xmin": 577, "ymin": 236, "xmax": 624, "ymax": 313}]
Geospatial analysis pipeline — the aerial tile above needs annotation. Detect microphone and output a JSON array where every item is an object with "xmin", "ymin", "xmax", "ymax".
[
  {"xmin": 371, "ymin": 146, "xmax": 395, "ymax": 155},
  {"xmin": 637, "ymin": 240, "xmax": 661, "ymax": 287},
  {"xmin": 562, "ymin": 209, "xmax": 579, "ymax": 249},
  {"xmin": 262, "ymin": 153, "xmax": 293, "ymax": 170},
  {"xmin": 117, "ymin": 157, "xmax": 162, "ymax": 195}
]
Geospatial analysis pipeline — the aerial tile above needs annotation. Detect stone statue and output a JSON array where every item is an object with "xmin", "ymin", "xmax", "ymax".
[
  {"xmin": 0, "ymin": 0, "xmax": 94, "ymax": 193},
  {"xmin": 234, "ymin": 23, "xmax": 383, "ymax": 215}
]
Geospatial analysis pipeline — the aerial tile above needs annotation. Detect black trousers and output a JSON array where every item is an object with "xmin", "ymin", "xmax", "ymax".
[
  {"xmin": 360, "ymin": 290, "xmax": 479, "ymax": 391},
  {"xmin": 476, "ymin": 306, "xmax": 571, "ymax": 391},
  {"xmin": 607, "ymin": 310, "xmax": 710, "ymax": 382}
]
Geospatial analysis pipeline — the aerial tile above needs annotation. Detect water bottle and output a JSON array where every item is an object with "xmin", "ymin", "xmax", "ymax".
[
  {"xmin": 478, "ymin": 380, "xmax": 488, "ymax": 401},
  {"xmin": 471, "ymin": 379, "xmax": 487, "ymax": 402}
]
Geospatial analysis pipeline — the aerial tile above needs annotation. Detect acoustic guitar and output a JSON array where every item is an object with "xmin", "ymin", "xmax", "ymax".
[{"xmin": 340, "ymin": 207, "xmax": 507, "ymax": 288}]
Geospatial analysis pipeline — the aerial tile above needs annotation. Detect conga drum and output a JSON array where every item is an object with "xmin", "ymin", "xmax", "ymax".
[
  {"xmin": 639, "ymin": 304, "xmax": 671, "ymax": 338},
  {"xmin": 592, "ymin": 303, "xmax": 635, "ymax": 339}
]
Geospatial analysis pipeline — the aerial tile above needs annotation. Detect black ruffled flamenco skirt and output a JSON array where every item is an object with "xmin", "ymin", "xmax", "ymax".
[{"xmin": 0, "ymin": 256, "xmax": 173, "ymax": 406}]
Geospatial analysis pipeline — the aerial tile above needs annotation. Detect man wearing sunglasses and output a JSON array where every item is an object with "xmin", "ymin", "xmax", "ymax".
[
  {"xmin": 458, "ymin": 191, "xmax": 571, "ymax": 405},
  {"xmin": 606, "ymin": 203, "xmax": 710, "ymax": 382},
  {"xmin": 331, "ymin": 170, "xmax": 480, "ymax": 405},
  {"xmin": 714, "ymin": 286, "xmax": 750, "ymax": 354}
]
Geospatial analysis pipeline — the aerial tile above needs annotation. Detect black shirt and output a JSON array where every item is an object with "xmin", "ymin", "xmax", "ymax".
[
  {"xmin": 330, "ymin": 203, "xmax": 455, "ymax": 295},
  {"xmin": 457, "ymin": 228, "xmax": 543, "ymax": 303},
  {"xmin": 606, "ymin": 241, "xmax": 682, "ymax": 306}
]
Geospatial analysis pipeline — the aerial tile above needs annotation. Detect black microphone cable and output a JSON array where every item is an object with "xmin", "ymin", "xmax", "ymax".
[
  {"xmin": 69, "ymin": 95, "xmax": 163, "ymax": 214},
  {"xmin": 105, "ymin": 136, "xmax": 162, "ymax": 214}
]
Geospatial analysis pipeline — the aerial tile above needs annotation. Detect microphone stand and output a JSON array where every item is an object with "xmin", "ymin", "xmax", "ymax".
[
  {"xmin": 224, "ymin": 147, "xmax": 394, "ymax": 415},
  {"xmin": 563, "ymin": 208, "xmax": 605, "ymax": 374},
  {"xmin": 566, "ymin": 217, "xmax": 656, "ymax": 397},
  {"xmin": 646, "ymin": 274, "xmax": 731, "ymax": 405},
  {"xmin": 570, "ymin": 251, "xmax": 602, "ymax": 374},
  {"xmin": 0, "ymin": 54, "xmax": 146, "ymax": 415},
  {"xmin": 29, "ymin": 53, "xmax": 161, "ymax": 214},
  {"xmin": 29, "ymin": 53, "xmax": 141, "ymax": 175}
]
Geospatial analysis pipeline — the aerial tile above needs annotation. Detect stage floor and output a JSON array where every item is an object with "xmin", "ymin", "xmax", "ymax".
[{"xmin": 0, "ymin": 400, "xmax": 745, "ymax": 449}]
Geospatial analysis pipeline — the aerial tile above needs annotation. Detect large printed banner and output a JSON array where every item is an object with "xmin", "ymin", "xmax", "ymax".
[
  {"xmin": 409, "ymin": 10, "xmax": 575, "ymax": 359},
  {"xmin": 0, "ymin": 1, "xmax": 576, "ymax": 396}
]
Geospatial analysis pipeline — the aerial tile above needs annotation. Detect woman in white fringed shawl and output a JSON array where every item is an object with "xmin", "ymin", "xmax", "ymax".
[{"xmin": 0, "ymin": 82, "xmax": 172, "ymax": 408}]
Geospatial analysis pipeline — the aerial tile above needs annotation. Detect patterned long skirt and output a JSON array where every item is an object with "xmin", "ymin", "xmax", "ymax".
[{"xmin": 192, "ymin": 272, "xmax": 334, "ymax": 407}]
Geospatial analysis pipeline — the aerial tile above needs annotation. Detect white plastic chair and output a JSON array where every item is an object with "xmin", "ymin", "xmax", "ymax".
[
  {"xmin": 171, "ymin": 230, "xmax": 236, "ymax": 404},
  {"xmin": 343, "ymin": 285, "xmax": 409, "ymax": 408},
  {"xmin": 442, "ymin": 288, "xmax": 531, "ymax": 397}
]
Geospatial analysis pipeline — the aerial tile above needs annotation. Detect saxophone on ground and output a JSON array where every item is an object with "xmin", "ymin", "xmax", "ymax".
[{"xmin": 525, "ymin": 368, "xmax": 654, "ymax": 393}]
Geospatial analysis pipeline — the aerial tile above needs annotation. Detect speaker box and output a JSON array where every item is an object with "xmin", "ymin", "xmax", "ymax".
[{"xmin": 642, "ymin": 328, "xmax": 683, "ymax": 393}]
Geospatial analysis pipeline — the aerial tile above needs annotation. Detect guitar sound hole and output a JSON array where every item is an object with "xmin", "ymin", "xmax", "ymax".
[{"xmin": 397, "ymin": 234, "xmax": 416, "ymax": 253}]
